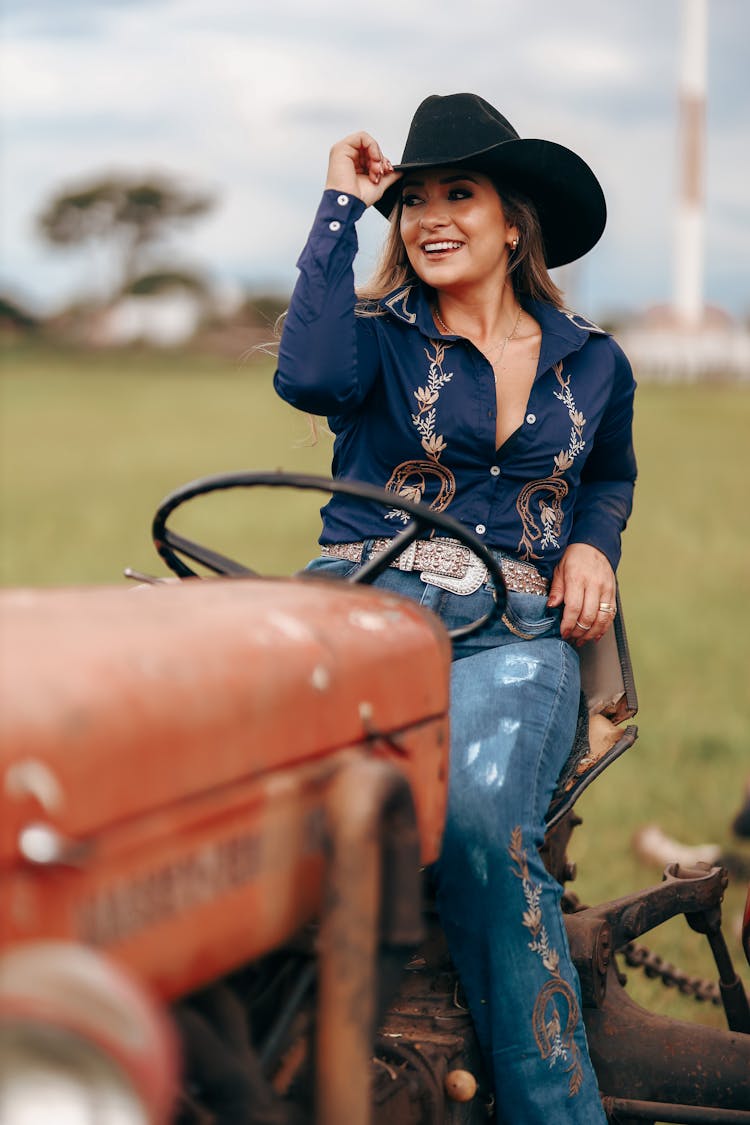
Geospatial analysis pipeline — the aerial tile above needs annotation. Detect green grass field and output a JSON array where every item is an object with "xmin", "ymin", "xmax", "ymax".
[{"xmin": 2, "ymin": 340, "xmax": 749, "ymax": 1032}]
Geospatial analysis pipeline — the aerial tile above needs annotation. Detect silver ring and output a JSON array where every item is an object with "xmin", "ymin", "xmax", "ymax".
[{"xmin": 576, "ymin": 619, "xmax": 592, "ymax": 631}]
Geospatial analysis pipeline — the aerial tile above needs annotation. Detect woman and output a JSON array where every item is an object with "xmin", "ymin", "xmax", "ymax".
[{"xmin": 274, "ymin": 92, "xmax": 636, "ymax": 1123}]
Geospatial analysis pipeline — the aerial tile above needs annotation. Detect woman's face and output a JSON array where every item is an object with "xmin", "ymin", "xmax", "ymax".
[{"xmin": 398, "ymin": 167, "xmax": 517, "ymax": 293}]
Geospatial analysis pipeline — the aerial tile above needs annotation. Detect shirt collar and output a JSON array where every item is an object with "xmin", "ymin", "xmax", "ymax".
[
  {"xmin": 378, "ymin": 283, "xmax": 436, "ymax": 336},
  {"xmin": 377, "ymin": 284, "xmax": 608, "ymax": 370},
  {"xmin": 523, "ymin": 297, "xmax": 608, "ymax": 371}
]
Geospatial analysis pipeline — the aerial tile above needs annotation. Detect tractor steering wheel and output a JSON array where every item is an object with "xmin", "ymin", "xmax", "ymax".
[{"xmin": 151, "ymin": 471, "xmax": 508, "ymax": 640}]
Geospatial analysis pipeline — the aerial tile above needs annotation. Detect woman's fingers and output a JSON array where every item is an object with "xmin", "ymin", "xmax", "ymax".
[
  {"xmin": 551, "ymin": 543, "xmax": 617, "ymax": 646},
  {"xmin": 351, "ymin": 134, "xmax": 393, "ymax": 180},
  {"xmin": 325, "ymin": 132, "xmax": 397, "ymax": 202},
  {"xmin": 571, "ymin": 587, "xmax": 616, "ymax": 646},
  {"xmin": 591, "ymin": 599, "xmax": 617, "ymax": 642}
]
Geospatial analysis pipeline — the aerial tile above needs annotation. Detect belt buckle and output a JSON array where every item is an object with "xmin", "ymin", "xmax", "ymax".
[
  {"xmin": 420, "ymin": 554, "xmax": 488, "ymax": 596},
  {"xmin": 396, "ymin": 541, "xmax": 418, "ymax": 571}
]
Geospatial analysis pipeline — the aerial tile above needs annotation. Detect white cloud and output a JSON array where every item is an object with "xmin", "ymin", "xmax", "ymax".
[{"xmin": 522, "ymin": 38, "xmax": 639, "ymax": 88}]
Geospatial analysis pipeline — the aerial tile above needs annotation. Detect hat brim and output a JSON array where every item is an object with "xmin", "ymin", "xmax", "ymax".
[{"xmin": 374, "ymin": 137, "xmax": 606, "ymax": 269}]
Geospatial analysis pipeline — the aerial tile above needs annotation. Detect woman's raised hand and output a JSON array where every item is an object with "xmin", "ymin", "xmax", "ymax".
[{"xmin": 325, "ymin": 132, "xmax": 401, "ymax": 208}]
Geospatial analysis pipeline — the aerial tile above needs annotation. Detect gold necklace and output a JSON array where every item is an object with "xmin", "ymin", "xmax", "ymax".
[{"xmin": 434, "ymin": 304, "xmax": 523, "ymax": 372}]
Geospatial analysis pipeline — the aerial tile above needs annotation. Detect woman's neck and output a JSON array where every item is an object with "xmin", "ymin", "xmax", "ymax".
[{"xmin": 434, "ymin": 283, "xmax": 522, "ymax": 343}]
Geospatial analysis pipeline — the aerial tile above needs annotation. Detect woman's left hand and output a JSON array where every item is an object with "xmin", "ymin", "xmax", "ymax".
[{"xmin": 547, "ymin": 543, "xmax": 617, "ymax": 646}]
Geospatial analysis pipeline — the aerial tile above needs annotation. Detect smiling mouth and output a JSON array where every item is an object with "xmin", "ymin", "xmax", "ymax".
[{"xmin": 422, "ymin": 240, "xmax": 464, "ymax": 255}]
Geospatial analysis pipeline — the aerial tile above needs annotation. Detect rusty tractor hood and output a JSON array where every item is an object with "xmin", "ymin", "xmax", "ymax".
[{"xmin": 0, "ymin": 578, "xmax": 451, "ymax": 861}]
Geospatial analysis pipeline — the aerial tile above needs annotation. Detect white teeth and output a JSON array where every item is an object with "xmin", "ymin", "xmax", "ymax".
[{"xmin": 424, "ymin": 241, "xmax": 462, "ymax": 252}]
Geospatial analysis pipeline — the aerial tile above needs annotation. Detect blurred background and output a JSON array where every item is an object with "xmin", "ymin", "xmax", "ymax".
[
  {"xmin": 1, "ymin": 0, "xmax": 748, "ymax": 1038},
  {"xmin": 2, "ymin": 0, "xmax": 749, "ymax": 342}
]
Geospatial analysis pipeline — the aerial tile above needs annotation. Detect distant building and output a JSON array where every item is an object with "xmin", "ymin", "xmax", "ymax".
[
  {"xmin": 89, "ymin": 291, "xmax": 206, "ymax": 348},
  {"xmin": 619, "ymin": 304, "xmax": 750, "ymax": 382}
]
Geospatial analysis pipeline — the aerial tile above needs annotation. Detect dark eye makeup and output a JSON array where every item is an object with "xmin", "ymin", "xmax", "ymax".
[{"xmin": 401, "ymin": 185, "xmax": 474, "ymax": 207}]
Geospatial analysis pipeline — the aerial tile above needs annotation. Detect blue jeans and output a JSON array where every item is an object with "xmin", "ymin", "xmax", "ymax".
[{"xmin": 306, "ymin": 553, "xmax": 606, "ymax": 1123}]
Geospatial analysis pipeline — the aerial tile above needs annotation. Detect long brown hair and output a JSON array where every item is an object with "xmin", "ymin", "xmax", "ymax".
[{"xmin": 357, "ymin": 177, "xmax": 564, "ymax": 310}]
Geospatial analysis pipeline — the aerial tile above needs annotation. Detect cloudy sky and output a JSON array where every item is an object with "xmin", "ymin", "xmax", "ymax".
[{"xmin": 1, "ymin": 0, "xmax": 748, "ymax": 320}]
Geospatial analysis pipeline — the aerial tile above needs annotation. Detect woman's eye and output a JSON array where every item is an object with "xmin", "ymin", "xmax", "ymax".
[{"xmin": 401, "ymin": 186, "xmax": 471, "ymax": 208}]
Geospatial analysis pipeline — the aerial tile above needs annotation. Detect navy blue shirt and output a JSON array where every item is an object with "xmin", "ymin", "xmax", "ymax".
[{"xmin": 275, "ymin": 190, "xmax": 637, "ymax": 579}]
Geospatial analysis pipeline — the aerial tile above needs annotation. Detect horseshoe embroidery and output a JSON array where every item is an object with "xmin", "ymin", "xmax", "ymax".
[
  {"xmin": 385, "ymin": 339, "xmax": 457, "ymax": 522},
  {"xmin": 516, "ymin": 362, "xmax": 586, "ymax": 560},
  {"xmin": 509, "ymin": 826, "xmax": 584, "ymax": 1096}
]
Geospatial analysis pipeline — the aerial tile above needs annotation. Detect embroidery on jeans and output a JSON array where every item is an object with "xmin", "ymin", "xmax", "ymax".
[
  {"xmin": 509, "ymin": 826, "xmax": 583, "ymax": 1096},
  {"xmin": 516, "ymin": 361, "xmax": 587, "ymax": 561},
  {"xmin": 384, "ymin": 339, "xmax": 457, "ymax": 524}
]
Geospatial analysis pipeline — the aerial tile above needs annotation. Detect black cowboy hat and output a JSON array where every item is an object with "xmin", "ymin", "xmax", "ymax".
[{"xmin": 375, "ymin": 92, "xmax": 607, "ymax": 269}]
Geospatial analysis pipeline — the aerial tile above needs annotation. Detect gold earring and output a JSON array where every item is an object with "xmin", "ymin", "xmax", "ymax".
[{"xmin": 510, "ymin": 237, "xmax": 519, "ymax": 251}]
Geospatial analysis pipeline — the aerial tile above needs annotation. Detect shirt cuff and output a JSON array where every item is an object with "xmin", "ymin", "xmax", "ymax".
[{"xmin": 310, "ymin": 189, "xmax": 367, "ymax": 239}]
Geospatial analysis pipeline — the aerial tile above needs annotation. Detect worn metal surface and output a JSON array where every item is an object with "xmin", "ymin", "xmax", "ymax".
[
  {"xmin": 0, "ymin": 581, "xmax": 449, "ymax": 860},
  {"xmin": 316, "ymin": 757, "xmax": 423, "ymax": 1125},
  {"xmin": 603, "ymin": 1096, "xmax": 750, "ymax": 1123},
  {"xmin": 0, "ymin": 581, "xmax": 449, "ymax": 1002},
  {"xmin": 585, "ymin": 963, "xmax": 750, "ymax": 1111},
  {"xmin": 562, "ymin": 860, "xmax": 750, "ymax": 1112},
  {"xmin": 372, "ymin": 907, "xmax": 492, "ymax": 1125},
  {"xmin": 572, "ymin": 862, "xmax": 731, "ymax": 949}
]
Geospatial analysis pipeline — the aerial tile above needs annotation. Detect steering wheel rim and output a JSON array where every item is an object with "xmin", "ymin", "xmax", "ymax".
[{"xmin": 151, "ymin": 470, "xmax": 508, "ymax": 639}]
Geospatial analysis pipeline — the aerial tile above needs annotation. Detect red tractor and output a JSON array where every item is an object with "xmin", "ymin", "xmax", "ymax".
[{"xmin": 1, "ymin": 473, "xmax": 748, "ymax": 1124}]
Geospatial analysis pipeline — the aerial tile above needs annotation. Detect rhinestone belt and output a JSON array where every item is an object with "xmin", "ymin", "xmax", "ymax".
[{"xmin": 320, "ymin": 538, "xmax": 548, "ymax": 597}]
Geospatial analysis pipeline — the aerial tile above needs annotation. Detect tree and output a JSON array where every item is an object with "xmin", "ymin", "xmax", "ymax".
[{"xmin": 37, "ymin": 173, "xmax": 215, "ymax": 302}]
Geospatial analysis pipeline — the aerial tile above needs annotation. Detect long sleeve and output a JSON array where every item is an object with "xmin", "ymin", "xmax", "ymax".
[
  {"xmin": 569, "ymin": 342, "xmax": 637, "ymax": 571},
  {"xmin": 274, "ymin": 190, "xmax": 382, "ymax": 417}
]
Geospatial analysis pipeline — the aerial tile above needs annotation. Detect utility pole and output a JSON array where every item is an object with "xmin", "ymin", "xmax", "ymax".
[{"xmin": 674, "ymin": 0, "xmax": 707, "ymax": 326}]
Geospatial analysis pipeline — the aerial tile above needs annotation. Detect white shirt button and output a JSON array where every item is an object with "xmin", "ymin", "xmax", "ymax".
[
  {"xmin": 490, "ymin": 465, "xmax": 500, "ymax": 477},
  {"xmin": 526, "ymin": 413, "xmax": 536, "ymax": 424},
  {"xmin": 475, "ymin": 524, "xmax": 486, "ymax": 535},
  {"xmin": 328, "ymin": 220, "xmax": 341, "ymax": 232},
  {"xmin": 337, "ymin": 194, "xmax": 349, "ymax": 206}
]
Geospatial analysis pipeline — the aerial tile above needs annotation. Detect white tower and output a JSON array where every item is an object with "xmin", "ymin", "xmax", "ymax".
[
  {"xmin": 621, "ymin": 0, "xmax": 750, "ymax": 380},
  {"xmin": 674, "ymin": 0, "xmax": 708, "ymax": 326}
]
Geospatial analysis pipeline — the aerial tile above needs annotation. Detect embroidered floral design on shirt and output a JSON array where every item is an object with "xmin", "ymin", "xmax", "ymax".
[
  {"xmin": 385, "ymin": 339, "xmax": 457, "ymax": 523},
  {"xmin": 509, "ymin": 826, "xmax": 583, "ymax": 1097},
  {"xmin": 516, "ymin": 362, "xmax": 587, "ymax": 560}
]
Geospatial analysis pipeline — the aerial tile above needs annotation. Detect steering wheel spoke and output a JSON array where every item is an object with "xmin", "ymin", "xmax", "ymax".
[
  {"xmin": 346, "ymin": 519, "xmax": 427, "ymax": 585},
  {"xmin": 152, "ymin": 471, "xmax": 507, "ymax": 639}
]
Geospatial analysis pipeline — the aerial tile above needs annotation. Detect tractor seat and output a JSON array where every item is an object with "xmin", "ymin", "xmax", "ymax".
[{"xmin": 546, "ymin": 587, "xmax": 638, "ymax": 829}]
